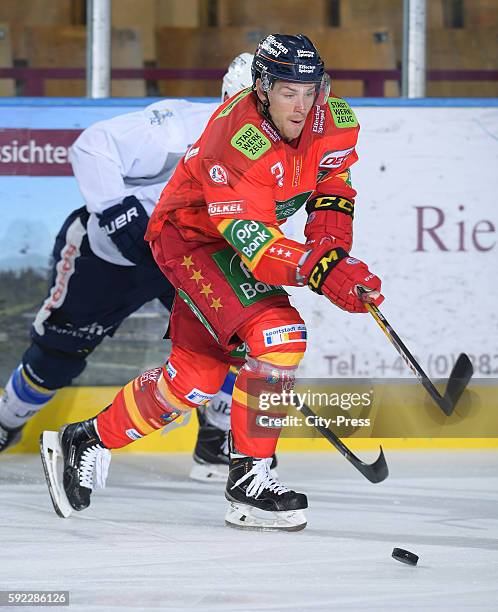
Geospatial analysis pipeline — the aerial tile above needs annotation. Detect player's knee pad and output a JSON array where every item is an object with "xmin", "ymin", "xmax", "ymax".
[{"xmin": 22, "ymin": 342, "xmax": 88, "ymax": 390}]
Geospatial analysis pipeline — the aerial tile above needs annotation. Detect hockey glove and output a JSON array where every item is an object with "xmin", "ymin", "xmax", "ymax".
[
  {"xmin": 98, "ymin": 196, "xmax": 155, "ymax": 266},
  {"xmin": 299, "ymin": 244, "xmax": 383, "ymax": 313},
  {"xmin": 304, "ymin": 195, "xmax": 354, "ymax": 252}
]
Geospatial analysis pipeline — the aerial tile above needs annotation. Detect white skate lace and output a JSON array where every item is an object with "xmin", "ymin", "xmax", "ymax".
[
  {"xmin": 232, "ymin": 457, "xmax": 289, "ymax": 498},
  {"xmin": 79, "ymin": 445, "xmax": 111, "ymax": 490},
  {"xmin": 0, "ymin": 424, "xmax": 8, "ymax": 445}
]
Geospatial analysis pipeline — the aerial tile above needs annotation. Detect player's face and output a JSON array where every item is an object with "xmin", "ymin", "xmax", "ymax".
[{"xmin": 264, "ymin": 81, "xmax": 317, "ymax": 141}]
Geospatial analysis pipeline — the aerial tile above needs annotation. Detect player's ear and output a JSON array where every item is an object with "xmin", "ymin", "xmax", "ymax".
[{"xmin": 254, "ymin": 78, "xmax": 266, "ymax": 103}]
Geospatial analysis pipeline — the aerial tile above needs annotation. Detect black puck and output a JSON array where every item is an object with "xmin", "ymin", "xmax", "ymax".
[{"xmin": 392, "ymin": 548, "xmax": 418, "ymax": 566}]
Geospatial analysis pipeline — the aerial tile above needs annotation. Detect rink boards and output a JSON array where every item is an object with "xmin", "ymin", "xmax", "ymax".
[{"xmin": 5, "ymin": 383, "xmax": 498, "ymax": 453}]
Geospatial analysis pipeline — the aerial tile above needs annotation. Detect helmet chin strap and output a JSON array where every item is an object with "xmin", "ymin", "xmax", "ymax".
[{"xmin": 252, "ymin": 87, "xmax": 276, "ymax": 129}]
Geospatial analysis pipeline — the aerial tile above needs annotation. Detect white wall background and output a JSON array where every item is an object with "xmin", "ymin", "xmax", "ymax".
[{"xmin": 286, "ymin": 106, "xmax": 498, "ymax": 379}]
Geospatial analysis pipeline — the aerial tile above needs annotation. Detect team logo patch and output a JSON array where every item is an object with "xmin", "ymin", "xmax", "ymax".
[
  {"xmin": 263, "ymin": 324, "xmax": 307, "ymax": 347},
  {"xmin": 125, "ymin": 429, "xmax": 143, "ymax": 441},
  {"xmin": 319, "ymin": 147, "xmax": 355, "ymax": 169},
  {"xmin": 208, "ymin": 201, "xmax": 247, "ymax": 217},
  {"xmin": 185, "ymin": 388, "xmax": 215, "ymax": 405},
  {"xmin": 209, "ymin": 164, "xmax": 229, "ymax": 184},
  {"xmin": 165, "ymin": 361, "xmax": 177, "ymax": 380}
]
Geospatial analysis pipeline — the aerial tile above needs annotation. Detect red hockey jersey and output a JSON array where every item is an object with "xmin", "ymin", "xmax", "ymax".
[{"xmin": 147, "ymin": 88, "xmax": 360, "ymax": 286}]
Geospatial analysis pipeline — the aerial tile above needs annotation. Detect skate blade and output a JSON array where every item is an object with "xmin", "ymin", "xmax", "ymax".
[
  {"xmin": 189, "ymin": 461, "xmax": 228, "ymax": 483},
  {"xmin": 225, "ymin": 502, "xmax": 307, "ymax": 532},
  {"xmin": 39, "ymin": 431, "xmax": 73, "ymax": 518}
]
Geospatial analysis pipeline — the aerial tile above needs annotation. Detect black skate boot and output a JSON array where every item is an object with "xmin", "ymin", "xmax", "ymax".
[
  {"xmin": 0, "ymin": 421, "xmax": 24, "ymax": 452},
  {"xmin": 40, "ymin": 419, "xmax": 111, "ymax": 518},
  {"xmin": 225, "ymin": 444, "xmax": 307, "ymax": 531},
  {"xmin": 190, "ymin": 407, "xmax": 231, "ymax": 481},
  {"xmin": 190, "ymin": 409, "xmax": 278, "ymax": 482}
]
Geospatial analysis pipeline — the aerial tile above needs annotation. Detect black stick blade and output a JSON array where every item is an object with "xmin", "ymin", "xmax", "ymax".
[
  {"xmin": 299, "ymin": 402, "xmax": 389, "ymax": 483},
  {"xmin": 356, "ymin": 445, "xmax": 389, "ymax": 483},
  {"xmin": 444, "ymin": 353, "xmax": 474, "ymax": 412}
]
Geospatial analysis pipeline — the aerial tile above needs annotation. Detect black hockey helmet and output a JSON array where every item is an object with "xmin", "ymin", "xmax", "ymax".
[{"xmin": 251, "ymin": 34, "xmax": 330, "ymax": 104}]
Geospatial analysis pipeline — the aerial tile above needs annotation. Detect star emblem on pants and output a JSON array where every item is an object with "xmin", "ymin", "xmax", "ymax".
[
  {"xmin": 210, "ymin": 297, "xmax": 223, "ymax": 311},
  {"xmin": 181, "ymin": 255, "xmax": 194, "ymax": 269}
]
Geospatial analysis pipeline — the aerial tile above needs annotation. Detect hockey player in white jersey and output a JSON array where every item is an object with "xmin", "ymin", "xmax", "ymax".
[{"xmin": 0, "ymin": 53, "xmax": 254, "ymax": 482}]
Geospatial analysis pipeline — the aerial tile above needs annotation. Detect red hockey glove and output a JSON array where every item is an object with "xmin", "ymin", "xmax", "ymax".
[
  {"xmin": 304, "ymin": 195, "xmax": 355, "ymax": 252},
  {"xmin": 299, "ymin": 244, "xmax": 383, "ymax": 313}
]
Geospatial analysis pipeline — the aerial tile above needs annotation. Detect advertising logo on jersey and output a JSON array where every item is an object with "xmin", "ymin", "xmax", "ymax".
[
  {"xmin": 260, "ymin": 120, "xmax": 281, "ymax": 143},
  {"xmin": 231, "ymin": 124, "xmax": 271, "ymax": 160},
  {"xmin": 319, "ymin": 147, "xmax": 355, "ymax": 169},
  {"xmin": 209, "ymin": 164, "xmax": 229, "ymax": 184},
  {"xmin": 208, "ymin": 201, "xmax": 247, "ymax": 217},
  {"xmin": 263, "ymin": 324, "xmax": 307, "ymax": 347},
  {"xmin": 185, "ymin": 388, "xmax": 215, "ymax": 405},
  {"xmin": 223, "ymin": 219, "xmax": 273, "ymax": 261},
  {"xmin": 312, "ymin": 106, "xmax": 325, "ymax": 134}
]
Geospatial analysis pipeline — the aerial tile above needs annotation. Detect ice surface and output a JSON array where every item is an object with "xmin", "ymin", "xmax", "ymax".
[{"xmin": 1, "ymin": 451, "xmax": 498, "ymax": 611}]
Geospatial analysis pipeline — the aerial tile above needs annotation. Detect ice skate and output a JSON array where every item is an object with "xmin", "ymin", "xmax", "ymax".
[
  {"xmin": 40, "ymin": 419, "xmax": 111, "ymax": 518},
  {"xmin": 189, "ymin": 410, "xmax": 231, "ymax": 482},
  {"xmin": 190, "ymin": 409, "xmax": 278, "ymax": 482},
  {"xmin": 225, "ymin": 448, "xmax": 307, "ymax": 532},
  {"xmin": 0, "ymin": 421, "xmax": 24, "ymax": 452}
]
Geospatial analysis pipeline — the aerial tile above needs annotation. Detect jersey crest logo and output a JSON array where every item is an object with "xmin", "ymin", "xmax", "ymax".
[{"xmin": 209, "ymin": 164, "xmax": 229, "ymax": 184}]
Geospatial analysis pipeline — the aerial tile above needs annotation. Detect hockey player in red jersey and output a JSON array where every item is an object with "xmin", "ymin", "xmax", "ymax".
[{"xmin": 40, "ymin": 34, "xmax": 382, "ymax": 530}]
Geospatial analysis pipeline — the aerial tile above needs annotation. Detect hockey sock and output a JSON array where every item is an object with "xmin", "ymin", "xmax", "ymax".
[
  {"xmin": 0, "ymin": 365, "xmax": 56, "ymax": 428},
  {"xmin": 202, "ymin": 366, "xmax": 237, "ymax": 432},
  {"xmin": 230, "ymin": 357, "xmax": 299, "ymax": 458},
  {"xmin": 96, "ymin": 366, "xmax": 193, "ymax": 448}
]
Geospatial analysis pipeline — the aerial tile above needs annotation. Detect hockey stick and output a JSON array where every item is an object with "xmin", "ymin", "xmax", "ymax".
[
  {"xmin": 295, "ymin": 400, "xmax": 389, "ymax": 483},
  {"xmin": 360, "ymin": 294, "xmax": 473, "ymax": 416}
]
